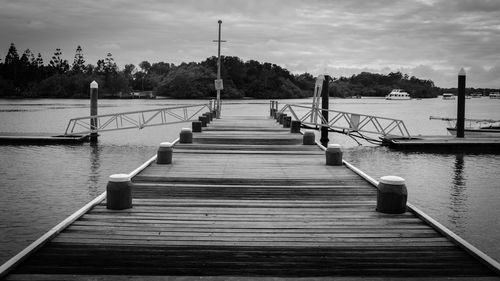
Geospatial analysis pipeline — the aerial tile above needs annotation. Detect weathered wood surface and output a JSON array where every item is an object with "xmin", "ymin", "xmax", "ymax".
[{"xmin": 7, "ymin": 115, "xmax": 498, "ymax": 280}]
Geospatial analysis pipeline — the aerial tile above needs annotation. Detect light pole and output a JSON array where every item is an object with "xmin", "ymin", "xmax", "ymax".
[{"xmin": 213, "ymin": 20, "xmax": 226, "ymax": 118}]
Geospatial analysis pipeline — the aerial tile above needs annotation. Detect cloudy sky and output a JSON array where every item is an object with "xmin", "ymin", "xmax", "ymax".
[{"xmin": 1, "ymin": 0, "xmax": 499, "ymax": 88}]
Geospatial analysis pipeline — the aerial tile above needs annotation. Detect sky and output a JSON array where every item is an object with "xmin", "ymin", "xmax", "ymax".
[{"xmin": 1, "ymin": 0, "xmax": 500, "ymax": 88}]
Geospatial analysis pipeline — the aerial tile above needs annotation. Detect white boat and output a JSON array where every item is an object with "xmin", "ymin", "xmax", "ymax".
[
  {"xmin": 385, "ymin": 89, "xmax": 411, "ymax": 100},
  {"xmin": 430, "ymin": 116, "xmax": 500, "ymax": 137},
  {"xmin": 447, "ymin": 125, "xmax": 500, "ymax": 137},
  {"xmin": 442, "ymin": 93, "xmax": 455, "ymax": 100},
  {"xmin": 489, "ymin": 92, "xmax": 500, "ymax": 99}
]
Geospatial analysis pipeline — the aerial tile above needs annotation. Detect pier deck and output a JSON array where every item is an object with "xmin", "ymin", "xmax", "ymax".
[{"xmin": 4, "ymin": 115, "xmax": 499, "ymax": 280}]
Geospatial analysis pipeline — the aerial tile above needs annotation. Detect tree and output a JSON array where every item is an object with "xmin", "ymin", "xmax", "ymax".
[
  {"xmin": 139, "ymin": 61, "xmax": 151, "ymax": 73},
  {"xmin": 104, "ymin": 53, "xmax": 117, "ymax": 73},
  {"xmin": 4, "ymin": 43, "xmax": 19, "ymax": 65},
  {"xmin": 49, "ymin": 48, "xmax": 69, "ymax": 74},
  {"xmin": 71, "ymin": 45, "xmax": 86, "ymax": 73}
]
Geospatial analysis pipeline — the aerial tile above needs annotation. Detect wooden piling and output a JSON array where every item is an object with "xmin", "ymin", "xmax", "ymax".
[
  {"xmin": 457, "ymin": 68, "xmax": 466, "ymax": 138},
  {"xmin": 90, "ymin": 81, "xmax": 98, "ymax": 142},
  {"xmin": 320, "ymin": 75, "xmax": 330, "ymax": 147}
]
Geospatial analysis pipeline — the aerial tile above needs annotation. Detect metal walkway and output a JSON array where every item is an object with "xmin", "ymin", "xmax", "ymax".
[{"xmin": 64, "ymin": 103, "xmax": 213, "ymax": 135}]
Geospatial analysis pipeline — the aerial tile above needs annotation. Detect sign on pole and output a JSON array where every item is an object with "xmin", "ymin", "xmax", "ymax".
[{"xmin": 214, "ymin": 79, "xmax": 224, "ymax": 91}]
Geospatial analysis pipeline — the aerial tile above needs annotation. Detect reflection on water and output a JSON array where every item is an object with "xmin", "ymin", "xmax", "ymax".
[
  {"xmin": 449, "ymin": 153, "xmax": 468, "ymax": 234},
  {"xmin": 88, "ymin": 143, "xmax": 101, "ymax": 198}
]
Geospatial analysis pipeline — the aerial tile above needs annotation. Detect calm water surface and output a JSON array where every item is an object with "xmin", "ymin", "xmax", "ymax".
[{"xmin": 0, "ymin": 97, "xmax": 499, "ymax": 264}]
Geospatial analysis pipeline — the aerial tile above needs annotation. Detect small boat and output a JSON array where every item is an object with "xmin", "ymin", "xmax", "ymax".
[
  {"xmin": 471, "ymin": 93, "xmax": 482, "ymax": 98},
  {"xmin": 442, "ymin": 93, "xmax": 455, "ymax": 100},
  {"xmin": 447, "ymin": 125, "xmax": 500, "ymax": 137},
  {"xmin": 489, "ymin": 92, "xmax": 500, "ymax": 99},
  {"xmin": 430, "ymin": 116, "xmax": 500, "ymax": 137},
  {"xmin": 385, "ymin": 89, "xmax": 411, "ymax": 100}
]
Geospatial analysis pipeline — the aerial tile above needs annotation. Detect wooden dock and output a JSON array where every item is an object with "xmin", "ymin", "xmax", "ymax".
[
  {"xmin": 2, "ymin": 115, "xmax": 500, "ymax": 280},
  {"xmin": 381, "ymin": 135, "xmax": 500, "ymax": 153}
]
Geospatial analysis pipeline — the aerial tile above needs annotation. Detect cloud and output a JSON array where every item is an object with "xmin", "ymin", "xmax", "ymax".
[{"xmin": 1, "ymin": 0, "xmax": 500, "ymax": 88}]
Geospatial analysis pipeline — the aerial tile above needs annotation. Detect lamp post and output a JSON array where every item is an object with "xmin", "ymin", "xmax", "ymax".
[{"xmin": 213, "ymin": 20, "xmax": 226, "ymax": 118}]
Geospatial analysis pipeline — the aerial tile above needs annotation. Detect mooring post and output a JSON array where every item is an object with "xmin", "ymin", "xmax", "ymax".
[
  {"xmin": 90, "ymin": 80, "xmax": 98, "ymax": 142},
  {"xmin": 325, "ymin": 144, "xmax": 342, "ymax": 166},
  {"xmin": 192, "ymin": 121, "xmax": 202, "ymax": 133},
  {"xmin": 199, "ymin": 116, "xmax": 207, "ymax": 127},
  {"xmin": 157, "ymin": 142, "xmax": 173, "ymax": 164},
  {"xmin": 376, "ymin": 176, "xmax": 407, "ymax": 214},
  {"xmin": 106, "ymin": 174, "xmax": 132, "ymax": 210},
  {"xmin": 290, "ymin": 120, "xmax": 301, "ymax": 133},
  {"xmin": 303, "ymin": 130, "xmax": 315, "ymax": 145},
  {"xmin": 320, "ymin": 75, "xmax": 330, "ymax": 147},
  {"xmin": 283, "ymin": 116, "xmax": 291, "ymax": 128},
  {"xmin": 179, "ymin": 128, "xmax": 193, "ymax": 144},
  {"xmin": 457, "ymin": 68, "xmax": 466, "ymax": 138}
]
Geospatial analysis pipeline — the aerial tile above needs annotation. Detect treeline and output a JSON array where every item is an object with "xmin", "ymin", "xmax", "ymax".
[
  {"xmin": 330, "ymin": 72, "xmax": 439, "ymax": 98},
  {"xmin": 0, "ymin": 43, "xmax": 315, "ymax": 99},
  {"xmin": 1, "ymin": 42, "xmax": 451, "ymax": 99}
]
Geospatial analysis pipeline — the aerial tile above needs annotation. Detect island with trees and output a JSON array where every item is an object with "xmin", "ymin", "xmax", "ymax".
[{"xmin": 1, "ymin": 43, "xmax": 496, "ymax": 99}]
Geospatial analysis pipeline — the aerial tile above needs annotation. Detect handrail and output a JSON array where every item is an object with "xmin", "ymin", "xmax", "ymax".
[
  {"xmin": 313, "ymin": 140, "xmax": 500, "ymax": 275},
  {"xmin": 65, "ymin": 103, "xmax": 212, "ymax": 135},
  {"xmin": 281, "ymin": 103, "xmax": 411, "ymax": 138},
  {"xmin": 0, "ymin": 137, "xmax": 180, "ymax": 279}
]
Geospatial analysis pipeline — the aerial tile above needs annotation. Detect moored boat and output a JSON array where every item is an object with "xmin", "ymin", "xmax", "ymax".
[
  {"xmin": 385, "ymin": 89, "xmax": 411, "ymax": 100},
  {"xmin": 442, "ymin": 93, "xmax": 455, "ymax": 100},
  {"xmin": 489, "ymin": 92, "xmax": 500, "ymax": 99},
  {"xmin": 430, "ymin": 116, "xmax": 500, "ymax": 137},
  {"xmin": 447, "ymin": 126, "xmax": 500, "ymax": 137}
]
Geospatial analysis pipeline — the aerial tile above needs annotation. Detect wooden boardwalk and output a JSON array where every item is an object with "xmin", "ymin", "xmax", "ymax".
[{"xmin": 4, "ymin": 115, "xmax": 500, "ymax": 280}]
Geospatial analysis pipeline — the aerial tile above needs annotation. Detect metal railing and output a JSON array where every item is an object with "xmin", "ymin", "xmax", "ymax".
[
  {"xmin": 279, "ymin": 103, "xmax": 411, "ymax": 138},
  {"xmin": 64, "ymin": 103, "xmax": 212, "ymax": 135}
]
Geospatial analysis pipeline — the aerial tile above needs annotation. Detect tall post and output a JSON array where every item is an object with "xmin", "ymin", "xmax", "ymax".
[
  {"xmin": 457, "ymin": 68, "xmax": 466, "ymax": 138},
  {"xmin": 216, "ymin": 20, "xmax": 222, "ymax": 118},
  {"xmin": 90, "ymin": 80, "xmax": 98, "ymax": 142},
  {"xmin": 320, "ymin": 75, "xmax": 330, "ymax": 147}
]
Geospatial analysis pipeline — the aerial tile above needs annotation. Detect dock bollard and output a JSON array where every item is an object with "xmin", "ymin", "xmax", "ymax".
[
  {"xmin": 192, "ymin": 121, "xmax": 202, "ymax": 133},
  {"xmin": 206, "ymin": 112, "xmax": 213, "ymax": 121},
  {"xmin": 325, "ymin": 144, "xmax": 343, "ymax": 166},
  {"xmin": 279, "ymin": 114, "xmax": 286, "ymax": 125},
  {"xmin": 283, "ymin": 116, "xmax": 292, "ymax": 128},
  {"xmin": 157, "ymin": 142, "xmax": 173, "ymax": 164},
  {"xmin": 202, "ymin": 113, "xmax": 210, "ymax": 124},
  {"xmin": 290, "ymin": 120, "xmax": 301, "ymax": 133},
  {"xmin": 198, "ymin": 116, "xmax": 207, "ymax": 127},
  {"xmin": 303, "ymin": 131, "xmax": 315, "ymax": 145},
  {"xmin": 106, "ymin": 174, "xmax": 132, "ymax": 210},
  {"xmin": 179, "ymin": 128, "xmax": 192, "ymax": 143},
  {"xmin": 376, "ymin": 176, "xmax": 408, "ymax": 214}
]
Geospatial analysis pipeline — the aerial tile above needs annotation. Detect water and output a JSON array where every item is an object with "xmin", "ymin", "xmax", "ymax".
[{"xmin": 0, "ymin": 97, "xmax": 499, "ymax": 265}]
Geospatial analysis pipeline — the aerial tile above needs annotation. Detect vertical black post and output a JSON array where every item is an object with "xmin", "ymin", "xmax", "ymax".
[
  {"xmin": 457, "ymin": 68, "xmax": 466, "ymax": 138},
  {"xmin": 320, "ymin": 75, "xmax": 330, "ymax": 147},
  {"xmin": 90, "ymin": 80, "xmax": 98, "ymax": 142}
]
